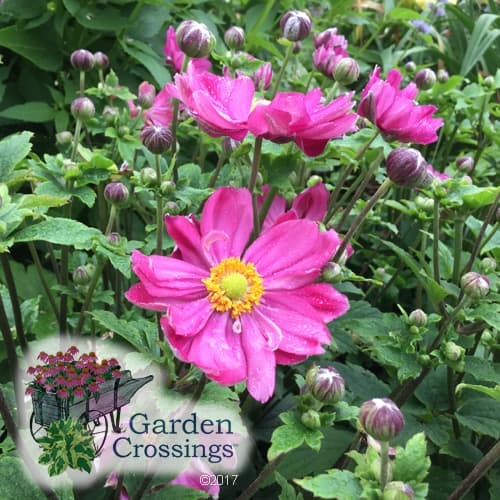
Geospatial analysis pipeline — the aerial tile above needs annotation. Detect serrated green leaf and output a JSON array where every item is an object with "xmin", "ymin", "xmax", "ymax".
[
  {"xmin": 440, "ymin": 439, "xmax": 483, "ymax": 464},
  {"xmin": 392, "ymin": 432, "xmax": 430, "ymax": 483},
  {"xmin": 294, "ymin": 469, "xmax": 362, "ymax": 500},
  {"xmin": 456, "ymin": 383, "xmax": 500, "ymax": 401},
  {"xmin": 14, "ymin": 217, "xmax": 101, "ymax": 249},
  {"xmin": 96, "ymin": 241, "xmax": 131, "ymax": 278},
  {"xmin": 0, "ymin": 131, "xmax": 33, "ymax": 179},
  {"xmin": 276, "ymin": 471, "xmax": 303, "ymax": 500},
  {"xmin": 456, "ymin": 398, "xmax": 500, "ymax": 438},
  {"xmin": 19, "ymin": 194, "xmax": 68, "ymax": 209},
  {"xmin": 463, "ymin": 356, "xmax": 500, "ymax": 384}
]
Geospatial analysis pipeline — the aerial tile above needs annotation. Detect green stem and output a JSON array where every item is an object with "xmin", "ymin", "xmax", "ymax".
[
  {"xmin": 448, "ymin": 439, "xmax": 500, "ymax": 500},
  {"xmin": 432, "ymin": 198, "xmax": 441, "ymax": 284},
  {"xmin": 452, "ymin": 217, "xmax": 465, "ymax": 285},
  {"xmin": 79, "ymin": 70, "xmax": 85, "ymax": 96},
  {"xmin": 236, "ymin": 453, "xmax": 287, "ymax": 500},
  {"xmin": 270, "ymin": 43, "xmax": 295, "ymax": 99},
  {"xmin": 155, "ymin": 154, "xmax": 164, "ymax": 255},
  {"xmin": 0, "ymin": 293, "xmax": 18, "ymax": 375},
  {"xmin": 333, "ymin": 178, "xmax": 393, "ymax": 262},
  {"xmin": 379, "ymin": 440, "xmax": 390, "ymax": 491},
  {"xmin": 259, "ymin": 186, "xmax": 278, "ymax": 227},
  {"xmin": 447, "ymin": 367, "xmax": 461, "ymax": 439},
  {"xmin": 208, "ymin": 151, "xmax": 227, "ymax": 188},
  {"xmin": 104, "ymin": 205, "xmax": 118, "ymax": 236},
  {"xmin": 71, "ymin": 119, "xmax": 82, "ymax": 161},
  {"xmin": 0, "ymin": 253, "xmax": 27, "ymax": 351}
]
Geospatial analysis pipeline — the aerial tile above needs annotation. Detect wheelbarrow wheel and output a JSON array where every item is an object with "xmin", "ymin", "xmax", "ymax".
[
  {"xmin": 79, "ymin": 410, "xmax": 108, "ymax": 456},
  {"xmin": 29, "ymin": 413, "xmax": 47, "ymax": 442}
]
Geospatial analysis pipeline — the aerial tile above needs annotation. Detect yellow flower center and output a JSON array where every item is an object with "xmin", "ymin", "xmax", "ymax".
[{"xmin": 203, "ymin": 257, "xmax": 264, "ymax": 318}]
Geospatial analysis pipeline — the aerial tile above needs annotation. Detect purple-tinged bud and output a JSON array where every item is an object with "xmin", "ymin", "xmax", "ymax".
[
  {"xmin": 321, "ymin": 262, "xmax": 343, "ymax": 283},
  {"xmin": 140, "ymin": 167, "xmax": 158, "ymax": 187},
  {"xmin": 137, "ymin": 81, "xmax": 156, "ymax": 109},
  {"xmin": 119, "ymin": 161, "xmax": 133, "ymax": 176},
  {"xmin": 404, "ymin": 61, "xmax": 416, "ymax": 73},
  {"xmin": 56, "ymin": 131, "xmax": 73, "ymax": 145},
  {"xmin": 222, "ymin": 137, "xmax": 240, "ymax": 154},
  {"xmin": 480, "ymin": 257, "xmax": 497, "ymax": 274},
  {"xmin": 280, "ymin": 10, "xmax": 312, "ymax": 42},
  {"xmin": 484, "ymin": 75, "xmax": 495, "ymax": 88},
  {"xmin": 93, "ymin": 51, "xmax": 109, "ymax": 70},
  {"xmin": 176, "ymin": 20, "xmax": 215, "ymax": 58},
  {"xmin": 455, "ymin": 155, "xmax": 474, "ymax": 173},
  {"xmin": 461, "ymin": 272, "xmax": 490, "ymax": 299},
  {"xmin": 70, "ymin": 49, "xmax": 95, "ymax": 71},
  {"xmin": 301, "ymin": 409, "xmax": 322, "ymax": 430},
  {"xmin": 437, "ymin": 68, "xmax": 449, "ymax": 83},
  {"xmin": 293, "ymin": 41, "xmax": 302, "ymax": 54},
  {"xmin": 314, "ymin": 28, "xmax": 347, "ymax": 50},
  {"xmin": 160, "ymin": 180, "xmax": 176, "ymax": 196},
  {"xmin": 414, "ymin": 68, "xmax": 436, "ymax": 90},
  {"xmin": 408, "ymin": 309, "xmax": 428, "ymax": 327},
  {"xmin": 305, "ymin": 365, "xmax": 345, "ymax": 404},
  {"xmin": 73, "ymin": 265, "xmax": 91, "ymax": 286},
  {"xmin": 224, "ymin": 26, "xmax": 245, "ymax": 50},
  {"xmin": 252, "ymin": 62, "xmax": 273, "ymax": 91},
  {"xmin": 70, "ymin": 97, "xmax": 95, "ymax": 122},
  {"xmin": 165, "ymin": 201, "xmax": 180, "ymax": 214},
  {"xmin": 102, "ymin": 105, "xmax": 118, "ymax": 125},
  {"xmin": 104, "ymin": 182, "xmax": 129, "ymax": 205},
  {"xmin": 332, "ymin": 57, "xmax": 360, "ymax": 85},
  {"xmin": 444, "ymin": 341, "xmax": 464, "ymax": 362},
  {"xmin": 107, "ymin": 232, "xmax": 121, "ymax": 246},
  {"xmin": 140, "ymin": 124, "xmax": 173, "ymax": 154},
  {"xmin": 386, "ymin": 148, "xmax": 433, "ymax": 188},
  {"xmin": 383, "ymin": 481, "xmax": 415, "ymax": 500},
  {"xmin": 359, "ymin": 398, "xmax": 405, "ymax": 442}
]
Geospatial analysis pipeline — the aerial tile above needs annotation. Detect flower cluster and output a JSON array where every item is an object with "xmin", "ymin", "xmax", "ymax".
[{"xmin": 26, "ymin": 347, "xmax": 121, "ymax": 401}]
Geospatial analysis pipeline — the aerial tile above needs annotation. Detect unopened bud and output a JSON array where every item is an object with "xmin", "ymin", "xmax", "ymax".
[
  {"xmin": 73, "ymin": 265, "xmax": 91, "ymax": 286},
  {"xmin": 383, "ymin": 481, "xmax": 415, "ymax": 500},
  {"xmin": 160, "ymin": 180, "xmax": 176, "ymax": 196},
  {"xmin": 404, "ymin": 61, "xmax": 416, "ymax": 73},
  {"xmin": 359, "ymin": 398, "xmax": 404, "ymax": 442},
  {"xmin": 305, "ymin": 365, "xmax": 345, "ymax": 404},
  {"xmin": 415, "ymin": 68, "xmax": 436, "ymax": 90},
  {"xmin": 460, "ymin": 271, "xmax": 490, "ymax": 299},
  {"xmin": 165, "ymin": 201, "xmax": 180, "ymax": 214},
  {"xmin": 444, "ymin": 341, "xmax": 464, "ymax": 362},
  {"xmin": 301, "ymin": 409, "xmax": 322, "ymax": 430},
  {"xmin": 280, "ymin": 10, "xmax": 312, "ymax": 42},
  {"xmin": 437, "ymin": 68, "xmax": 449, "ymax": 83},
  {"xmin": 222, "ymin": 137, "xmax": 240, "ymax": 154},
  {"xmin": 141, "ymin": 124, "xmax": 173, "ymax": 154},
  {"xmin": 107, "ymin": 232, "xmax": 121, "ymax": 246},
  {"xmin": 224, "ymin": 26, "xmax": 245, "ymax": 50},
  {"xmin": 455, "ymin": 155, "xmax": 474, "ymax": 173},
  {"xmin": 480, "ymin": 257, "xmax": 497, "ymax": 274},
  {"xmin": 104, "ymin": 182, "xmax": 129, "ymax": 205},
  {"xmin": 408, "ymin": 309, "xmax": 428, "ymax": 327},
  {"xmin": 332, "ymin": 57, "xmax": 360, "ymax": 85},
  {"xmin": 93, "ymin": 51, "xmax": 109, "ymax": 70},
  {"xmin": 70, "ymin": 49, "xmax": 95, "ymax": 71},
  {"xmin": 176, "ymin": 20, "xmax": 215, "ymax": 58},
  {"xmin": 71, "ymin": 97, "xmax": 95, "ymax": 122},
  {"xmin": 102, "ymin": 105, "xmax": 118, "ymax": 125},
  {"xmin": 140, "ymin": 167, "xmax": 158, "ymax": 186},
  {"xmin": 252, "ymin": 62, "xmax": 273, "ymax": 91},
  {"xmin": 386, "ymin": 148, "xmax": 433, "ymax": 188},
  {"xmin": 321, "ymin": 262, "xmax": 343, "ymax": 283},
  {"xmin": 56, "ymin": 131, "xmax": 73, "ymax": 145},
  {"xmin": 137, "ymin": 81, "xmax": 156, "ymax": 109},
  {"xmin": 415, "ymin": 195, "xmax": 434, "ymax": 211}
]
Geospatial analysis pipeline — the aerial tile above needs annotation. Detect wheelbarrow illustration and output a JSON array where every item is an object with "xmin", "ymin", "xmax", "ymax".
[{"xmin": 29, "ymin": 370, "xmax": 153, "ymax": 454}]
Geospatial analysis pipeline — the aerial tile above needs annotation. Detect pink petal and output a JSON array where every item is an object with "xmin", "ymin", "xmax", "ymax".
[
  {"xmin": 291, "ymin": 183, "xmax": 329, "ymax": 221},
  {"xmin": 244, "ymin": 220, "xmax": 338, "ymax": 289},
  {"xmin": 200, "ymin": 187, "xmax": 253, "ymax": 262},
  {"xmin": 168, "ymin": 298, "xmax": 213, "ymax": 337},
  {"xmin": 125, "ymin": 282, "xmax": 170, "ymax": 312}
]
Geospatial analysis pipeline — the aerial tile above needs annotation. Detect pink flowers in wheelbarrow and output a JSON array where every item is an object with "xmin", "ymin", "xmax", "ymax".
[{"xmin": 126, "ymin": 187, "xmax": 349, "ymax": 403}]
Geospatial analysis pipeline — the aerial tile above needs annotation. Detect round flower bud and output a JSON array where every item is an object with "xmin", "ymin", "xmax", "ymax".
[
  {"xmin": 137, "ymin": 81, "xmax": 156, "ymax": 109},
  {"xmin": 305, "ymin": 365, "xmax": 345, "ymax": 404},
  {"xmin": 414, "ymin": 68, "xmax": 436, "ymax": 90},
  {"xmin": 437, "ymin": 68, "xmax": 449, "ymax": 83},
  {"xmin": 332, "ymin": 57, "xmax": 360, "ymax": 85},
  {"xmin": 70, "ymin": 49, "xmax": 95, "ymax": 71},
  {"xmin": 306, "ymin": 175, "xmax": 323, "ymax": 188},
  {"xmin": 165, "ymin": 201, "xmax": 180, "ymax": 214},
  {"xmin": 279, "ymin": 10, "xmax": 312, "ymax": 42},
  {"xmin": 460, "ymin": 271, "xmax": 490, "ymax": 299},
  {"xmin": 480, "ymin": 257, "xmax": 497, "ymax": 274},
  {"xmin": 140, "ymin": 124, "xmax": 173, "ymax": 154},
  {"xmin": 160, "ymin": 180, "xmax": 176, "ymax": 196},
  {"xmin": 443, "ymin": 341, "xmax": 464, "ymax": 362},
  {"xmin": 176, "ymin": 20, "xmax": 216, "ymax": 58},
  {"xmin": 224, "ymin": 26, "xmax": 245, "ymax": 50},
  {"xmin": 455, "ymin": 155, "xmax": 474, "ymax": 173},
  {"xmin": 321, "ymin": 262, "xmax": 343, "ymax": 283},
  {"xmin": 93, "ymin": 51, "xmax": 109, "ymax": 70},
  {"xmin": 140, "ymin": 167, "xmax": 158, "ymax": 186},
  {"xmin": 222, "ymin": 137, "xmax": 240, "ymax": 154},
  {"xmin": 408, "ymin": 309, "xmax": 428, "ymax": 327},
  {"xmin": 102, "ymin": 105, "xmax": 118, "ymax": 125},
  {"xmin": 301, "ymin": 409, "xmax": 322, "ymax": 430},
  {"xmin": 71, "ymin": 97, "xmax": 95, "ymax": 122},
  {"xmin": 404, "ymin": 61, "xmax": 416, "ymax": 73},
  {"xmin": 104, "ymin": 182, "xmax": 129, "ymax": 205},
  {"xmin": 383, "ymin": 481, "xmax": 415, "ymax": 500},
  {"xmin": 386, "ymin": 148, "xmax": 433, "ymax": 188},
  {"xmin": 252, "ymin": 62, "xmax": 273, "ymax": 91},
  {"xmin": 56, "ymin": 131, "xmax": 73, "ymax": 145},
  {"xmin": 107, "ymin": 232, "xmax": 121, "ymax": 246},
  {"xmin": 415, "ymin": 195, "xmax": 434, "ymax": 212},
  {"xmin": 73, "ymin": 265, "xmax": 91, "ymax": 286},
  {"xmin": 359, "ymin": 398, "xmax": 405, "ymax": 442}
]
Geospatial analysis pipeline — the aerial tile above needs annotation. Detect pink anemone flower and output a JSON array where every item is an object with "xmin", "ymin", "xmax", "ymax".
[
  {"xmin": 248, "ymin": 89, "xmax": 358, "ymax": 156},
  {"xmin": 126, "ymin": 187, "xmax": 349, "ymax": 403},
  {"xmin": 170, "ymin": 458, "xmax": 220, "ymax": 499},
  {"xmin": 143, "ymin": 86, "xmax": 175, "ymax": 127},
  {"xmin": 167, "ymin": 62, "xmax": 254, "ymax": 141},
  {"xmin": 358, "ymin": 66, "xmax": 443, "ymax": 145},
  {"xmin": 163, "ymin": 26, "xmax": 211, "ymax": 74}
]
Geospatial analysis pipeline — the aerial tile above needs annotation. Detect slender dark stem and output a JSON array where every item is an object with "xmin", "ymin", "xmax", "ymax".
[
  {"xmin": 0, "ymin": 293, "xmax": 18, "ymax": 374},
  {"xmin": 447, "ymin": 367, "xmax": 461, "ymax": 439},
  {"xmin": 0, "ymin": 253, "xmax": 27, "ymax": 351},
  {"xmin": 452, "ymin": 217, "xmax": 465, "ymax": 285},
  {"xmin": 155, "ymin": 154, "xmax": 164, "ymax": 255},
  {"xmin": 448, "ymin": 439, "xmax": 500, "ymax": 500},
  {"xmin": 432, "ymin": 198, "xmax": 441, "ymax": 284},
  {"xmin": 379, "ymin": 440, "xmax": 390, "ymax": 490},
  {"xmin": 236, "ymin": 453, "xmax": 286, "ymax": 500},
  {"xmin": 270, "ymin": 44, "xmax": 294, "ymax": 99},
  {"xmin": 208, "ymin": 151, "xmax": 227, "ymax": 188},
  {"xmin": 132, "ymin": 473, "xmax": 155, "ymax": 500}
]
